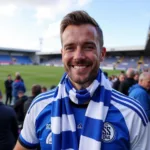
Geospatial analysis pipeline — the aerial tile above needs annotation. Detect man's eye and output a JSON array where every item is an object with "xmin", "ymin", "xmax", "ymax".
[
  {"xmin": 84, "ymin": 46, "xmax": 94, "ymax": 50},
  {"xmin": 65, "ymin": 47, "xmax": 73, "ymax": 51}
]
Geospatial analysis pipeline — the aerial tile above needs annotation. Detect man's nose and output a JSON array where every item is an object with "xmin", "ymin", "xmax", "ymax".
[{"xmin": 74, "ymin": 46, "xmax": 85, "ymax": 59}]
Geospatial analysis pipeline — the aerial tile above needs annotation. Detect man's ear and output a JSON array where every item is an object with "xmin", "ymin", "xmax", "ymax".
[{"xmin": 100, "ymin": 47, "xmax": 106, "ymax": 62}]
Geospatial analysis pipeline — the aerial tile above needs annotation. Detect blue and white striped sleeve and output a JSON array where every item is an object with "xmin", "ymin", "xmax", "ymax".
[
  {"xmin": 130, "ymin": 117, "xmax": 150, "ymax": 150},
  {"xmin": 18, "ymin": 91, "xmax": 54, "ymax": 149},
  {"xmin": 111, "ymin": 90, "xmax": 150, "ymax": 150}
]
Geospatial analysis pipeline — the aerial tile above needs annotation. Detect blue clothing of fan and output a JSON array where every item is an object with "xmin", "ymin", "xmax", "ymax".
[{"xmin": 19, "ymin": 70, "xmax": 150, "ymax": 150}]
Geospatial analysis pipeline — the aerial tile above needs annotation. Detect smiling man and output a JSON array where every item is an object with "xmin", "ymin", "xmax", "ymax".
[
  {"xmin": 61, "ymin": 24, "xmax": 105, "ymax": 89},
  {"xmin": 14, "ymin": 10, "xmax": 150, "ymax": 150}
]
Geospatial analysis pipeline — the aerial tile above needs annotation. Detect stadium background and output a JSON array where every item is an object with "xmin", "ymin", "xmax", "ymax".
[{"xmin": 0, "ymin": 26, "xmax": 149, "ymax": 97}]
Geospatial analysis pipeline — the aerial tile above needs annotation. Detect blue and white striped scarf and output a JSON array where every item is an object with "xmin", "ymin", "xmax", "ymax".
[{"xmin": 51, "ymin": 69, "xmax": 112, "ymax": 150}]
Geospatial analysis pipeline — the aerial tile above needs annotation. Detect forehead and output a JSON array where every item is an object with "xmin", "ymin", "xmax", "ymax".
[
  {"xmin": 62, "ymin": 24, "xmax": 99, "ymax": 45},
  {"xmin": 144, "ymin": 75, "xmax": 150, "ymax": 81}
]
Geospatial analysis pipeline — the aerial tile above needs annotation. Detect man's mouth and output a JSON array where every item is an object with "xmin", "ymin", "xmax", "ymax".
[
  {"xmin": 73, "ymin": 66, "xmax": 86, "ymax": 69},
  {"xmin": 71, "ymin": 65, "xmax": 90, "ymax": 69}
]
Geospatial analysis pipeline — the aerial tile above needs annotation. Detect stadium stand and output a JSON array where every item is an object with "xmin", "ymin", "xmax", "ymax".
[
  {"xmin": 0, "ymin": 54, "xmax": 12, "ymax": 64},
  {"xmin": 101, "ymin": 56, "xmax": 118, "ymax": 68},
  {"xmin": 140, "ymin": 56, "xmax": 150, "ymax": 69},
  {"xmin": 0, "ymin": 47, "xmax": 39, "ymax": 65},
  {"xmin": 116, "ymin": 56, "xmax": 140, "ymax": 70},
  {"xmin": 11, "ymin": 56, "xmax": 32, "ymax": 64}
]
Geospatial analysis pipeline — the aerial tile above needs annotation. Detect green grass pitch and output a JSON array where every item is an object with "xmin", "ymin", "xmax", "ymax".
[{"xmin": 0, "ymin": 65, "xmax": 121, "ymax": 97}]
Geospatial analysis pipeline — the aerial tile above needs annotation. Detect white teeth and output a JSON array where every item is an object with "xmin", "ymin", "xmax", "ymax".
[{"xmin": 74, "ymin": 66, "xmax": 86, "ymax": 69}]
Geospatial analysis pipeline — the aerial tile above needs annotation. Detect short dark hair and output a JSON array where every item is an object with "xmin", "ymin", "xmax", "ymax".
[
  {"xmin": 32, "ymin": 84, "xmax": 41, "ymax": 96},
  {"xmin": 16, "ymin": 75, "xmax": 21, "ymax": 80},
  {"xmin": 60, "ymin": 10, "xmax": 104, "ymax": 47},
  {"xmin": 42, "ymin": 86, "xmax": 47, "ymax": 92}
]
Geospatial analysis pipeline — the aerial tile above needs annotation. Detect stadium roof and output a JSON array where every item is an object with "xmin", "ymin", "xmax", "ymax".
[
  {"xmin": 36, "ymin": 51, "xmax": 61, "ymax": 55},
  {"xmin": 0, "ymin": 46, "xmax": 39, "ymax": 53}
]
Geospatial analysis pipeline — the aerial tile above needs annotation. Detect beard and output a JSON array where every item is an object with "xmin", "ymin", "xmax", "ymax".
[{"xmin": 64, "ymin": 58, "xmax": 100, "ymax": 88}]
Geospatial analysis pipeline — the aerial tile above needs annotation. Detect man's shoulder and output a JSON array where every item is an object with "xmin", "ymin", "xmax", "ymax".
[
  {"xmin": 25, "ymin": 96, "xmax": 33, "ymax": 104},
  {"xmin": 130, "ymin": 85, "xmax": 147, "ymax": 95},
  {"xmin": 0, "ymin": 104, "xmax": 15, "ymax": 114},
  {"xmin": 111, "ymin": 89, "xmax": 149, "ymax": 126}
]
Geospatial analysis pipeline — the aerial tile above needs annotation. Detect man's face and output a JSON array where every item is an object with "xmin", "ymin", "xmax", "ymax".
[
  {"xmin": 119, "ymin": 74, "xmax": 125, "ymax": 82},
  {"xmin": 18, "ymin": 92, "xmax": 24, "ymax": 98},
  {"xmin": 61, "ymin": 24, "xmax": 105, "ymax": 90},
  {"xmin": 134, "ymin": 74, "xmax": 139, "ymax": 81},
  {"xmin": 141, "ymin": 76, "xmax": 150, "ymax": 90},
  {"xmin": 8, "ymin": 76, "xmax": 11, "ymax": 80}
]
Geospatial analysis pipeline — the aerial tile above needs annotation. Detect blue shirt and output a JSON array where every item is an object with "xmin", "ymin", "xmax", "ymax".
[
  {"xmin": 19, "ymin": 89, "xmax": 150, "ymax": 150},
  {"xmin": 129, "ymin": 84, "xmax": 150, "ymax": 119}
]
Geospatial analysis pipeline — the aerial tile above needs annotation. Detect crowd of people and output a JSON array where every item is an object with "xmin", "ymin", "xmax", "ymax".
[
  {"xmin": 0, "ymin": 10, "xmax": 150, "ymax": 150},
  {"xmin": 0, "ymin": 72, "xmax": 56, "ymax": 150},
  {"xmin": 106, "ymin": 68, "xmax": 150, "ymax": 120}
]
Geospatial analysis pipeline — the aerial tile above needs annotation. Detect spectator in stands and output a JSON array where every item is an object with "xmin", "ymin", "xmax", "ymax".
[
  {"xmin": 41, "ymin": 86, "xmax": 47, "ymax": 93},
  {"xmin": 14, "ymin": 10, "xmax": 150, "ymax": 150},
  {"xmin": 15, "ymin": 72, "xmax": 24, "ymax": 82},
  {"xmin": 0, "ymin": 90, "xmax": 18, "ymax": 150},
  {"xmin": 13, "ymin": 91, "xmax": 28, "ymax": 129},
  {"xmin": 12, "ymin": 75, "xmax": 26, "ymax": 105},
  {"xmin": 112, "ymin": 75, "xmax": 117, "ymax": 83},
  {"xmin": 128, "ymin": 72, "xmax": 150, "ymax": 119},
  {"xmin": 134, "ymin": 71, "xmax": 140, "ymax": 84},
  {"xmin": 4, "ymin": 74, "xmax": 13, "ymax": 105},
  {"xmin": 113, "ymin": 73, "xmax": 125, "ymax": 91},
  {"xmin": 118, "ymin": 68, "xmax": 135, "ymax": 95},
  {"xmin": 24, "ymin": 84, "xmax": 41, "ymax": 115}
]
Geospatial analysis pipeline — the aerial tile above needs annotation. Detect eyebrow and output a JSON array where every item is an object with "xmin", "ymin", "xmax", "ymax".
[
  {"xmin": 83, "ymin": 41, "xmax": 95, "ymax": 45},
  {"xmin": 83, "ymin": 42, "xmax": 96, "ymax": 48},
  {"xmin": 64, "ymin": 41, "xmax": 96, "ymax": 47},
  {"xmin": 64, "ymin": 43, "xmax": 75, "ymax": 48}
]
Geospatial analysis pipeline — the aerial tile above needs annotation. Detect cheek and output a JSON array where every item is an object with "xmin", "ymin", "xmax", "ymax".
[
  {"xmin": 62, "ymin": 54, "xmax": 68, "ymax": 63},
  {"xmin": 95, "ymin": 54, "xmax": 101, "ymax": 63},
  {"xmin": 62, "ymin": 53, "xmax": 73, "ymax": 64},
  {"xmin": 90, "ymin": 55, "xmax": 100, "ymax": 66},
  {"xmin": 89, "ymin": 52, "xmax": 99, "ymax": 59}
]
